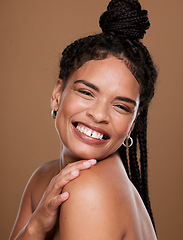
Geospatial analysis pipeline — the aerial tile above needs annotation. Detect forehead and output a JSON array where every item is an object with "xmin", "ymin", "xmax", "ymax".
[{"xmin": 67, "ymin": 56, "xmax": 140, "ymax": 98}]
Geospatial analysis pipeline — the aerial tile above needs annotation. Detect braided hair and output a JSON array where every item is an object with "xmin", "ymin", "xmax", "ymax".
[{"xmin": 59, "ymin": 0, "xmax": 157, "ymax": 233}]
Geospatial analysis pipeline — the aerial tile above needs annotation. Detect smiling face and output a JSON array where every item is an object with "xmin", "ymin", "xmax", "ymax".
[{"xmin": 52, "ymin": 56, "xmax": 140, "ymax": 162}]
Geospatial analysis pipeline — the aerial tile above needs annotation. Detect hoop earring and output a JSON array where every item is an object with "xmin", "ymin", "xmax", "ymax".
[
  {"xmin": 122, "ymin": 136, "xmax": 133, "ymax": 148},
  {"xmin": 51, "ymin": 108, "xmax": 57, "ymax": 119}
]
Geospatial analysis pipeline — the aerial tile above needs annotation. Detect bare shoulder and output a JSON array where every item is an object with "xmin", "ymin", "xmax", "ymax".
[
  {"xmin": 30, "ymin": 159, "xmax": 60, "ymax": 211},
  {"xmin": 31, "ymin": 159, "xmax": 60, "ymax": 182},
  {"xmin": 60, "ymin": 155, "xmax": 130, "ymax": 239},
  {"xmin": 62, "ymin": 154, "xmax": 129, "ymax": 202},
  {"xmin": 9, "ymin": 160, "xmax": 60, "ymax": 239},
  {"xmin": 60, "ymin": 154, "xmax": 157, "ymax": 239},
  {"xmin": 26, "ymin": 159, "xmax": 60, "ymax": 194},
  {"xmin": 16, "ymin": 159, "xmax": 60, "ymax": 198}
]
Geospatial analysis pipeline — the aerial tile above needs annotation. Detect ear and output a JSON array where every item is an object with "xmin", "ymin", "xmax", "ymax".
[
  {"xmin": 128, "ymin": 121, "xmax": 135, "ymax": 138},
  {"xmin": 127, "ymin": 111, "xmax": 139, "ymax": 137},
  {"xmin": 50, "ymin": 79, "xmax": 63, "ymax": 111}
]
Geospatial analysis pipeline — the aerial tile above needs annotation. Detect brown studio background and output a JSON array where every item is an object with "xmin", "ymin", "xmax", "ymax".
[{"xmin": 0, "ymin": 0, "xmax": 183, "ymax": 239}]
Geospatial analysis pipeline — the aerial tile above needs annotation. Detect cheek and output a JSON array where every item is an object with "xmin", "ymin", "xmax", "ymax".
[
  {"xmin": 55, "ymin": 93, "xmax": 87, "ymax": 135},
  {"xmin": 112, "ymin": 114, "xmax": 135, "ymax": 140},
  {"xmin": 59, "ymin": 93, "xmax": 87, "ymax": 118}
]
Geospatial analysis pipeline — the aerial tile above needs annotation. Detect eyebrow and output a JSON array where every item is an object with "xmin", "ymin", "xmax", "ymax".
[
  {"xmin": 74, "ymin": 80, "xmax": 99, "ymax": 92},
  {"xmin": 115, "ymin": 96, "xmax": 136, "ymax": 106},
  {"xmin": 74, "ymin": 79, "xmax": 136, "ymax": 106}
]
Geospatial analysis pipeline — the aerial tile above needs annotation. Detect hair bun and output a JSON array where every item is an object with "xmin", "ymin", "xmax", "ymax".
[{"xmin": 99, "ymin": 0, "xmax": 150, "ymax": 40}]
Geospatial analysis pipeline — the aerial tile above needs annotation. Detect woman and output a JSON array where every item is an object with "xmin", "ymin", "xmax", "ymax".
[{"xmin": 10, "ymin": 0, "xmax": 158, "ymax": 239}]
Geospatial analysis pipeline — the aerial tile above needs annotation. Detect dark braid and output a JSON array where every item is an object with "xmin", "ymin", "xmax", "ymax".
[
  {"xmin": 128, "ymin": 126, "xmax": 143, "ymax": 197},
  {"xmin": 99, "ymin": 0, "xmax": 150, "ymax": 39},
  {"xmin": 136, "ymin": 108, "xmax": 156, "ymax": 231},
  {"xmin": 58, "ymin": 0, "xmax": 157, "ymax": 234}
]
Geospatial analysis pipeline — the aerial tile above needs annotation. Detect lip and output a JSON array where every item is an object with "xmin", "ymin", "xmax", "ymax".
[
  {"xmin": 73, "ymin": 121, "xmax": 110, "ymax": 138},
  {"xmin": 72, "ymin": 121, "xmax": 110, "ymax": 145}
]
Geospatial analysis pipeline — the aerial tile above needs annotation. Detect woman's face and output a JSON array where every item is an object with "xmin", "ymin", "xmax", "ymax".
[{"xmin": 55, "ymin": 56, "xmax": 140, "ymax": 160}]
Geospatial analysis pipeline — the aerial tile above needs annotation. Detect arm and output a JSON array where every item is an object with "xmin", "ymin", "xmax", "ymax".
[
  {"xmin": 59, "ymin": 168, "xmax": 126, "ymax": 240},
  {"xmin": 9, "ymin": 159, "xmax": 97, "ymax": 240},
  {"xmin": 9, "ymin": 167, "xmax": 42, "ymax": 240}
]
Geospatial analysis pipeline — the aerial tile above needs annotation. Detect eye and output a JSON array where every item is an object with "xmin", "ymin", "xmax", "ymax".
[
  {"xmin": 114, "ymin": 104, "xmax": 132, "ymax": 114},
  {"xmin": 76, "ymin": 89, "xmax": 95, "ymax": 100},
  {"xmin": 78, "ymin": 90, "xmax": 93, "ymax": 97}
]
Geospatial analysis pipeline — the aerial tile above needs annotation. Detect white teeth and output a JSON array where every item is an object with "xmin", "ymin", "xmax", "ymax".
[
  {"xmin": 92, "ymin": 132, "xmax": 98, "ymax": 138},
  {"xmin": 76, "ymin": 125, "xmax": 103, "ymax": 140},
  {"xmin": 86, "ymin": 130, "xmax": 91, "ymax": 136},
  {"xmin": 76, "ymin": 125, "xmax": 80, "ymax": 131}
]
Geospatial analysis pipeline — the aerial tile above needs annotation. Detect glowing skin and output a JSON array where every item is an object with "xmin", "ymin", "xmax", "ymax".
[{"xmin": 54, "ymin": 56, "xmax": 140, "ymax": 167}]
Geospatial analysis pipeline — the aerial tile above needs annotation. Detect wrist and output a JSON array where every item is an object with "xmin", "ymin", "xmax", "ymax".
[{"xmin": 26, "ymin": 217, "xmax": 45, "ymax": 239}]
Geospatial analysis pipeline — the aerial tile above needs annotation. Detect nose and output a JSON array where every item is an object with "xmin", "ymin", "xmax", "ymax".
[{"xmin": 86, "ymin": 100, "xmax": 110, "ymax": 124}]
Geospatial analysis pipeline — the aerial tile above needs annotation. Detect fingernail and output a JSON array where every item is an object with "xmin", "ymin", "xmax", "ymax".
[
  {"xmin": 61, "ymin": 192, "xmax": 69, "ymax": 199},
  {"xmin": 88, "ymin": 159, "xmax": 97, "ymax": 165},
  {"xmin": 83, "ymin": 161, "xmax": 90, "ymax": 166},
  {"xmin": 71, "ymin": 170, "xmax": 79, "ymax": 176}
]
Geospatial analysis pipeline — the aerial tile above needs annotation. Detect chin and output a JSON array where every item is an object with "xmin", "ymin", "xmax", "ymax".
[
  {"xmin": 74, "ymin": 150, "xmax": 102, "ymax": 160},
  {"xmin": 64, "ymin": 145, "xmax": 106, "ymax": 161},
  {"xmin": 74, "ymin": 146, "xmax": 115, "ymax": 161}
]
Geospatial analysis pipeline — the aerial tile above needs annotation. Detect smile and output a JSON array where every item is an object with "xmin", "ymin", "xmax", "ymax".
[
  {"xmin": 76, "ymin": 124, "xmax": 103, "ymax": 140},
  {"xmin": 73, "ymin": 122, "xmax": 109, "ymax": 141}
]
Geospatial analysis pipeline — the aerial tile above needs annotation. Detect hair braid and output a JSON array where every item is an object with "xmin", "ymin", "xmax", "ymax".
[
  {"xmin": 59, "ymin": 35, "xmax": 99, "ymax": 83},
  {"xmin": 128, "ymin": 127, "xmax": 142, "ymax": 196},
  {"xmin": 137, "ymin": 108, "xmax": 156, "ymax": 232},
  {"xmin": 100, "ymin": 0, "xmax": 150, "ymax": 40}
]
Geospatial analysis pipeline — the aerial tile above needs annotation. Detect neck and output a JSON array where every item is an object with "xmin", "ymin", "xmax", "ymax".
[{"xmin": 60, "ymin": 145, "xmax": 81, "ymax": 169}]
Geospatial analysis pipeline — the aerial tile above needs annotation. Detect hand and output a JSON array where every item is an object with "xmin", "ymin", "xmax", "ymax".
[{"xmin": 28, "ymin": 159, "xmax": 97, "ymax": 237}]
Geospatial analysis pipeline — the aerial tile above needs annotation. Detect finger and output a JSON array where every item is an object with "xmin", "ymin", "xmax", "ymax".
[
  {"xmin": 56, "ymin": 159, "xmax": 97, "ymax": 187},
  {"xmin": 47, "ymin": 159, "xmax": 97, "ymax": 195},
  {"xmin": 48, "ymin": 192, "xmax": 69, "ymax": 210},
  {"xmin": 50, "ymin": 170, "xmax": 81, "ymax": 195},
  {"xmin": 66, "ymin": 159, "xmax": 97, "ymax": 171},
  {"xmin": 45, "ymin": 167, "xmax": 79, "ymax": 194},
  {"xmin": 59, "ymin": 159, "xmax": 97, "ymax": 177}
]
